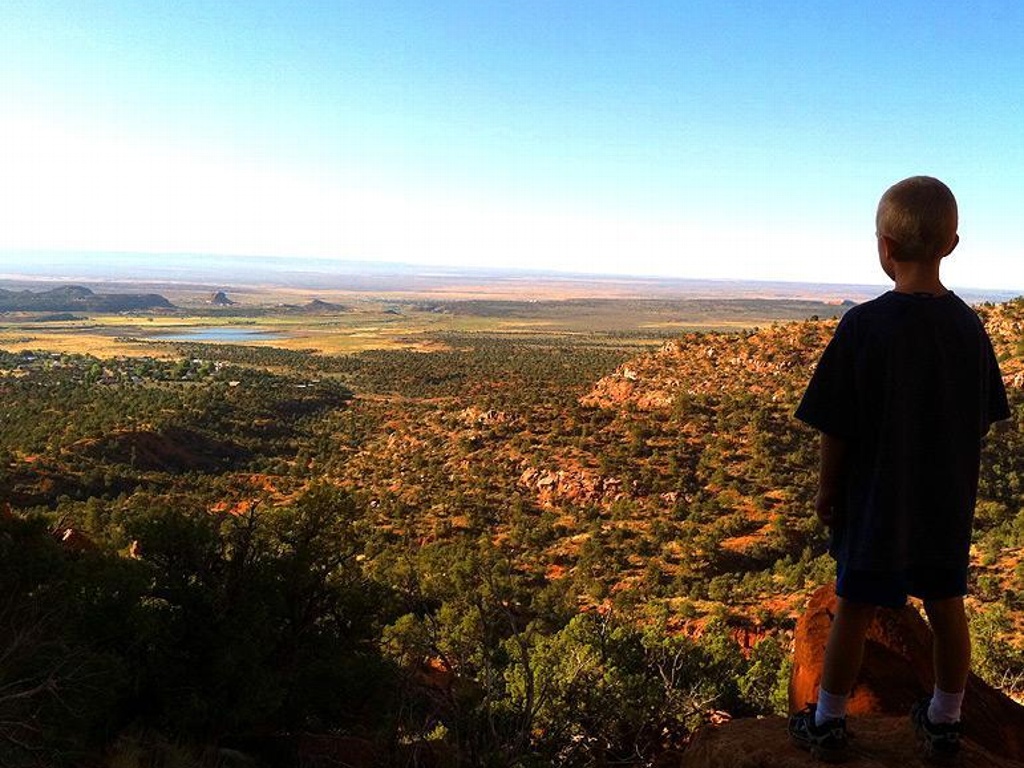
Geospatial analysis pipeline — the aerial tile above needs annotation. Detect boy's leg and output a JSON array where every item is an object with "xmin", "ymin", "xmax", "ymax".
[
  {"xmin": 788, "ymin": 596, "xmax": 875, "ymax": 760},
  {"xmin": 817, "ymin": 597, "xmax": 878, "ymax": 722},
  {"xmin": 922, "ymin": 596, "xmax": 970, "ymax": 723}
]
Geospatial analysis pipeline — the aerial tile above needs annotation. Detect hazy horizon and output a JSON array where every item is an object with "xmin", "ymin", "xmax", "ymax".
[
  {"xmin": 2, "ymin": 3, "xmax": 1023, "ymax": 291},
  {"xmin": 2, "ymin": 250, "xmax": 1020, "ymax": 305}
]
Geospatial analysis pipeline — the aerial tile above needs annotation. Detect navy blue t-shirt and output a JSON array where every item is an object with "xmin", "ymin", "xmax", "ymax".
[{"xmin": 796, "ymin": 291, "xmax": 1010, "ymax": 571}]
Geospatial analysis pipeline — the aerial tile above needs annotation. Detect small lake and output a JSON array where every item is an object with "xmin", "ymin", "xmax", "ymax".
[{"xmin": 147, "ymin": 328, "xmax": 287, "ymax": 343}]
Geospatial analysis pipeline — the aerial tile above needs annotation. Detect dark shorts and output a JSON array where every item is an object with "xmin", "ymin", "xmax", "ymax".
[{"xmin": 835, "ymin": 562, "xmax": 968, "ymax": 609}]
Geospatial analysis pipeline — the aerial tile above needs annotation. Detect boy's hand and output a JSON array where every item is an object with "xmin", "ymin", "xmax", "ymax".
[
  {"xmin": 815, "ymin": 490, "xmax": 844, "ymax": 527},
  {"xmin": 816, "ymin": 433, "xmax": 848, "ymax": 528}
]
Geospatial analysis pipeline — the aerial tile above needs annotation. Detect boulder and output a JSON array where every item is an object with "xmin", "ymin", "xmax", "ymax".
[
  {"xmin": 789, "ymin": 583, "xmax": 1024, "ymax": 760},
  {"xmin": 678, "ymin": 714, "xmax": 1024, "ymax": 767}
]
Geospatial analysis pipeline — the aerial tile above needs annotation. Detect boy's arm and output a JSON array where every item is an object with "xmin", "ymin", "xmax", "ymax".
[{"xmin": 816, "ymin": 432, "xmax": 848, "ymax": 527}]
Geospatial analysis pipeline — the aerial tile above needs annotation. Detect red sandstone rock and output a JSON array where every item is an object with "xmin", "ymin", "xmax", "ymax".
[
  {"xmin": 789, "ymin": 583, "xmax": 1024, "ymax": 761},
  {"xmin": 678, "ymin": 714, "xmax": 1024, "ymax": 767}
]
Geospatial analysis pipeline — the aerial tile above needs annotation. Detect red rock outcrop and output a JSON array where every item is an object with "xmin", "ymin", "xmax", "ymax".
[
  {"xmin": 580, "ymin": 324, "xmax": 834, "ymax": 411},
  {"xmin": 789, "ymin": 583, "xmax": 1024, "ymax": 761},
  {"xmin": 678, "ymin": 581, "xmax": 1024, "ymax": 766},
  {"xmin": 518, "ymin": 463, "xmax": 619, "ymax": 507},
  {"xmin": 678, "ymin": 714, "xmax": 1024, "ymax": 767}
]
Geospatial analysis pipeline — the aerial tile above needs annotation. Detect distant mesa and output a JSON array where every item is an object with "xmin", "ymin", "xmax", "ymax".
[
  {"xmin": 210, "ymin": 290, "xmax": 236, "ymax": 306},
  {"xmin": 302, "ymin": 298, "xmax": 347, "ymax": 313},
  {"xmin": 0, "ymin": 285, "xmax": 174, "ymax": 312},
  {"xmin": 271, "ymin": 299, "xmax": 348, "ymax": 313}
]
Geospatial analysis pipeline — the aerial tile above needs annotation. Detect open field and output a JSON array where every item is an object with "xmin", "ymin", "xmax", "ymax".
[{"xmin": 0, "ymin": 280, "xmax": 859, "ymax": 358}]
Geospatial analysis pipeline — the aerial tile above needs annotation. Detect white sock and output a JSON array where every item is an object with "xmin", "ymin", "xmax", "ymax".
[
  {"xmin": 815, "ymin": 688, "xmax": 848, "ymax": 726},
  {"xmin": 928, "ymin": 686, "xmax": 964, "ymax": 724}
]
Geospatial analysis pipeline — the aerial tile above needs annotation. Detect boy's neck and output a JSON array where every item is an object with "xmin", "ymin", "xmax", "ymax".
[{"xmin": 891, "ymin": 260, "xmax": 947, "ymax": 297}]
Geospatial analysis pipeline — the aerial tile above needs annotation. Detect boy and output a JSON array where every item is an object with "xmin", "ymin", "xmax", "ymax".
[{"xmin": 787, "ymin": 176, "xmax": 1010, "ymax": 762}]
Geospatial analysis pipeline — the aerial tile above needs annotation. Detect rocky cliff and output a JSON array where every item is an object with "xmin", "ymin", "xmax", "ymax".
[
  {"xmin": 678, "ymin": 713, "xmax": 1024, "ymax": 767},
  {"xmin": 678, "ymin": 583, "xmax": 1024, "ymax": 766}
]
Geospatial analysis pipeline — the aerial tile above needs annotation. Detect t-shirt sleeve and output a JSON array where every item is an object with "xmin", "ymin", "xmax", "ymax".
[
  {"xmin": 983, "ymin": 335, "xmax": 1011, "ymax": 432},
  {"xmin": 795, "ymin": 316, "xmax": 858, "ymax": 438}
]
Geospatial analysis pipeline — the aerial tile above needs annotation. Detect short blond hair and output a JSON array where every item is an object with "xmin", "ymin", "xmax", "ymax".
[{"xmin": 875, "ymin": 176, "xmax": 958, "ymax": 261}]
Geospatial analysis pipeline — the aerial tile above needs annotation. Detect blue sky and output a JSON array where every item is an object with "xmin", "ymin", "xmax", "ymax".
[{"xmin": 1, "ymin": 1, "xmax": 1022, "ymax": 289}]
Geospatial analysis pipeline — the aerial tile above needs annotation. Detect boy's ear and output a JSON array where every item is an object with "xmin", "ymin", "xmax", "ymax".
[
  {"xmin": 879, "ymin": 235, "xmax": 900, "ymax": 261},
  {"xmin": 944, "ymin": 234, "xmax": 960, "ymax": 257}
]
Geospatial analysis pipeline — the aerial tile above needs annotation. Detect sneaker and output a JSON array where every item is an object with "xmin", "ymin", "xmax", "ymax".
[
  {"xmin": 788, "ymin": 703, "xmax": 849, "ymax": 763},
  {"xmin": 911, "ymin": 698, "xmax": 962, "ymax": 763}
]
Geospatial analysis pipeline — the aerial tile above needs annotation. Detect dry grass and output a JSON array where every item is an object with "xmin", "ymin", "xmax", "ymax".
[{"xmin": 0, "ymin": 285, "xmax": 845, "ymax": 358}]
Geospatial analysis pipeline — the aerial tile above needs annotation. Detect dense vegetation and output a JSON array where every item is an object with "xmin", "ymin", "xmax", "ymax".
[{"xmin": 1, "ymin": 299, "xmax": 1022, "ymax": 766}]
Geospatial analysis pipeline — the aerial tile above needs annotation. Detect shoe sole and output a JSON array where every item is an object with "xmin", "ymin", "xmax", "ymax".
[{"xmin": 912, "ymin": 714, "xmax": 961, "ymax": 765}]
